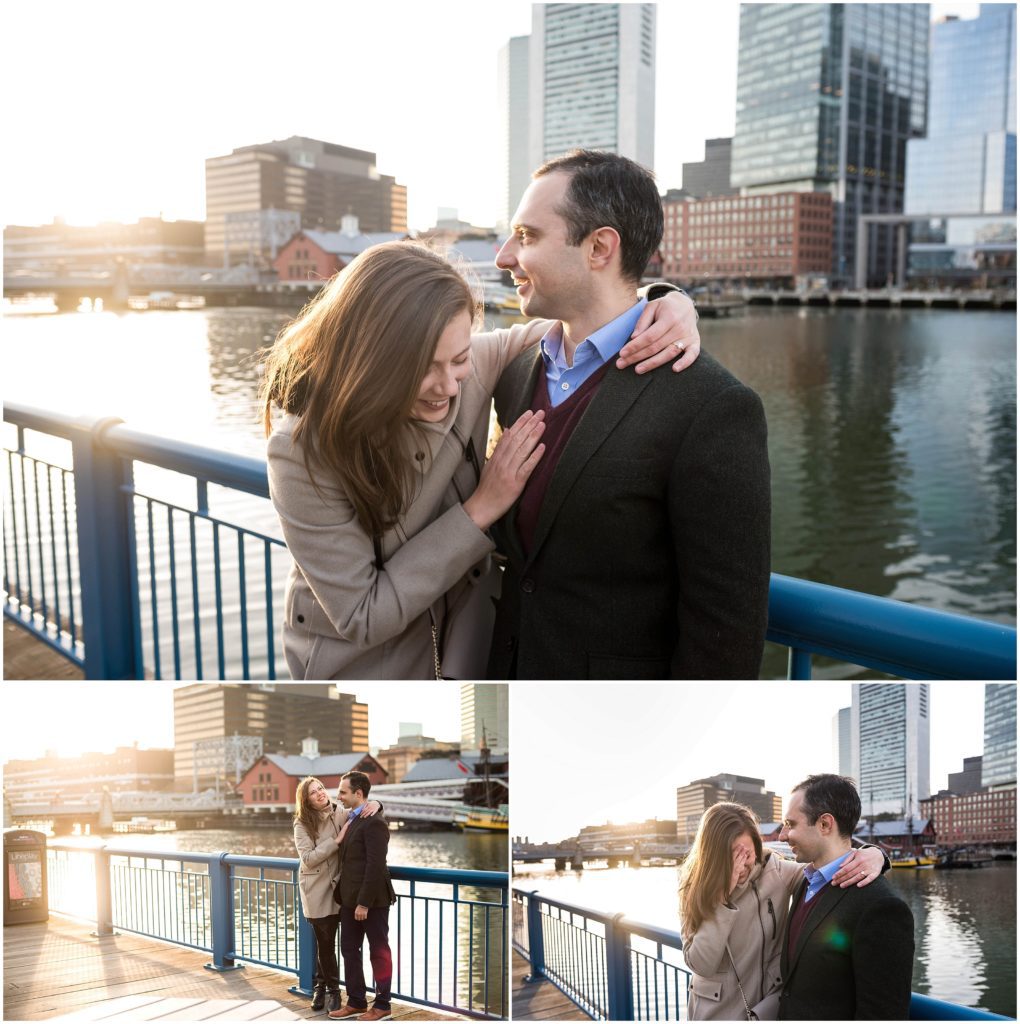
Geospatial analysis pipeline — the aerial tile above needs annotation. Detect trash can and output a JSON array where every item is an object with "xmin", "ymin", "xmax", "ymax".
[{"xmin": 4, "ymin": 829, "xmax": 48, "ymax": 925}]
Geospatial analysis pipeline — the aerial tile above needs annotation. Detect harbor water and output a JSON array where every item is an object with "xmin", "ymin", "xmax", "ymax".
[
  {"xmin": 3, "ymin": 304, "xmax": 1015, "ymax": 678},
  {"xmin": 513, "ymin": 859, "xmax": 1017, "ymax": 1017}
]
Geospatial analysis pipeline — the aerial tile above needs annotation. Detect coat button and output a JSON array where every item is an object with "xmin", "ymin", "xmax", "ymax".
[
  {"xmin": 521, "ymin": 578, "xmax": 535, "ymax": 593},
  {"xmin": 296, "ymin": 614, "xmax": 305, "ymax": 623}
]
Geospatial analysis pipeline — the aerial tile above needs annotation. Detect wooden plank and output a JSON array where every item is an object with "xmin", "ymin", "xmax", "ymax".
[
  {"xmin": 43, "ymin": 995, "xmax": 169, "ymax": 1022},
  {"xmin": 511, "ymin": 952, "xmax": 591, "ymax": 1021}
]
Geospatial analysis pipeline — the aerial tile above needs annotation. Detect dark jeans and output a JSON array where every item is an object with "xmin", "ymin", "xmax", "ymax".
[
  {"xmin": 309, "ymin": 913, "xmax": 340, "ymax": 992},
  {"xmin": 339, "ymin": 905, "xmax": 392, "ymax": 1011}
]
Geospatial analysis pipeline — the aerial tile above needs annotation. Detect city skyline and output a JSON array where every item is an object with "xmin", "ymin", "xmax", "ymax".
[
  {"xmin": 510, "ymin": 682, "xmax": 999, "ymax": 842},
  {"xmin": 2, "ymin": 2, "xmax": 976, "ymax": 233},
  {"xmin": 0, "ymin": 682, "xmax": 465, "ymax": 762}
]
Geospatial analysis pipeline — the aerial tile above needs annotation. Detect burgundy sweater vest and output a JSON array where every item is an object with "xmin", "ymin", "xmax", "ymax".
[
  {"xmin": 516, "ymin": 360, "xmax": 611, "ymax": 555},
  {"xmin": 786, "ymin": 883, "xmax": 819, "ymax": 959}
]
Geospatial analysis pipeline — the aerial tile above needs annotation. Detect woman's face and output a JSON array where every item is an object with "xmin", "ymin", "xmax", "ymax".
[
  {"xmin": 732, "ymin": 831, "xmax": 757, "ymax": 886},
  {"xmin": 411, "ymin": 310, "xmax": 473, "ymax": 423},
  {"xmin": 307, "ymin": 780, "xmax": 330, "ymax": 811}
]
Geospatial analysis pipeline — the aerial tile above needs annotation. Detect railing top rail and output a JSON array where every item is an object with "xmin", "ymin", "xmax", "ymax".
[
  {"xmin": 5, "ymin": 401, "xmax": 270, "ymax": 500},
  {"xmin": 767, "ymin": 573, "xmax": 1017, "ymax": 680},
  {"xmin": 616, "ymin": 916, "xmax": 684, "ymax": 949},
  {"xmin": 49, "ymin": 841, "xmax": 507, "ymax": 889},
  {"xmin": 512, "ymin": 886, "xmax": 618, "ymax": 926}
]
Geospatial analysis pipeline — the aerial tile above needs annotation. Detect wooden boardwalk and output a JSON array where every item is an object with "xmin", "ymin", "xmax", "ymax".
[
  {"xmin": 4, "ymin": 915, "xmax": 466, "ymax": 1021},
  {"xmin": 510, "ymin": 952, "xmax": 589, "ymax": 1021},
  {"xmin": 3, "ymin": 620, "xmax": 84, "ymax": 680}
]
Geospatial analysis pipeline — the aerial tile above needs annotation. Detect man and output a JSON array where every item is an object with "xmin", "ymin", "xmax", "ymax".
[
  {"xmin": 329, "ymin": 771, "xmax": 395, "ymax": 1022},
  {"xmin": 777, "ymin": 774, "xmax": 915, "ymax": 1020},
  {"xmin": 487, "ymin": 149, "xmax": 771, "ymax": 679}
]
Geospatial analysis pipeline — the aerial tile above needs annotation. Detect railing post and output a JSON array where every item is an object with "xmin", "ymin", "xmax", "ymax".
[
  {"xmin": 204, "ymin": 853, "xmax": 243, "ymax": 973},
  {"xmin": 288, "ymin": 904, "xmax": 316, "ymax": 996},
  {"xmin": 69, "ymin": 416, "xmax": 142, "ymax": 678},
  {"xmin": 91, "ymin": 846, "xmax": 115, "ymax": 937},
  {"xmin": 524, "ymin": 889, "xmax": 546, "ymax": 982},
  {"xmin": 605, "ymin": 913, "xmax": 634, "ymax": 1022},
  {"xmin": 788, "ymin": 646, "xmax": 813, "ymax": 679}
]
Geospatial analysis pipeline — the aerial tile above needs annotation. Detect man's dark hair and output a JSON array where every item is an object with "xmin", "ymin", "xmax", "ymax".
[
  {"xmin": 793, "ymin": 774, "xmax": 861, "ymax": 838},
  {"xmin": 534, "ymin": 149, "xmax": 663, "ymax": 284},
  {"xmin": 342, "ymin": 770, "xmax": 371, "ymax": 798}
]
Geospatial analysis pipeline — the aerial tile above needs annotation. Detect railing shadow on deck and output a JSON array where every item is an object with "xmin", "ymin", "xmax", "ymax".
[
  {"xmin": 4, "ymin": 402, "xmax": 1017, "ymax": 680},
  {"xmin": 511, "ymin": 888, "xmax": 1014, "ymax": 1022},
  {"xmin": 45, "ymin": 841, "xmax": 508, "ymax": 1019}
]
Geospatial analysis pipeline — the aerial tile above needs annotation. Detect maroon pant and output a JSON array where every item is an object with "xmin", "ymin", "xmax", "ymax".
[{"xmin": 339, "ymin": 905, "xmax": 392, "ymax": 1011}]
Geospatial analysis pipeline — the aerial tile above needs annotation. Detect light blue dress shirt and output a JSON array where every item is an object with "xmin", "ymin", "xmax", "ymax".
[
  {"xmin": 802, "ymin": 850, "xmax": 853, "ymax": 902},
  {"xmin": 539, "ymin": 299, "xmax": 646, "ymax": 407}
]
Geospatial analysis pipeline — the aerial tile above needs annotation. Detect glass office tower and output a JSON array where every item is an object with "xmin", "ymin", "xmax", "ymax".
[
  {"xmin": 732, "ymin": 4, "xmax": 929, "ymax": 285},
  {"xmin": 982, "ymin": 684, "xmax": 1017, "ymax": 788},
  {"xmin": 904, "ymin": 6, "xmax": 1017, "ymax": 285}
]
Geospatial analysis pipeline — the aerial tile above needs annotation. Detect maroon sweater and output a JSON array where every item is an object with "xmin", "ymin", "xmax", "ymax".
[
  {"xmin": 786, "ymin": 882, "xmax": 819, "ymax": 958},
  {"xmin": 516, "ymin": 361, "xmax": 611, "ymax": 555}
]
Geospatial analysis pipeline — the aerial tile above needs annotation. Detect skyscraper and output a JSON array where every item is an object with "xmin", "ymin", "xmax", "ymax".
[
  {"xmin": 731, "ymin": 4, "xmax": 929, "ymax": 284},
  {"xmin": 498, "ymin": 35, "xmax": 532, "ymax": 231},
  {"xmin": 851, "ymin": 684, "xmax": 930, "ymax": 818},
  {"xmin": 460, "ymin": 683, "xmax": 508, "ymax": 755},
  {"xmin": 904, "ymin": 6, "xmax": 1016, "ymax": 286},
  {"xmin": 982, "ymin": 684, "xmax": 1017, "ymax": 788},
  {"xmin": 833, "ymin": 706, "xmax": 852, "ymax": 776},
  {"xmin": 675, "ymin": 774, "xmax": 783, "ymax": 845},
  {"xmin": 527, "ymin": 5, "xmax": 656, "ymax": 172}
]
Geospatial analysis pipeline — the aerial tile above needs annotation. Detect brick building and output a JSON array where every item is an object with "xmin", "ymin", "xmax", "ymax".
[
  {"xmin": 920, "ymin": 787, "xmax": 1016, "ymax": 849},
  {"xmin": 272, "ymin": 223, "xmax": 406, "ymax": 283},
  {"xmin": 660, "ymin": 191, "xmax": 833, "ymax": 287}
]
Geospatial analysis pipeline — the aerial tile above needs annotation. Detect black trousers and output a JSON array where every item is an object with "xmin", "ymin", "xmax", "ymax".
[
  {"xmin": 339, "ymin": 905, "xmax": 392, "ymax": 1011},
  {"xmin": 308, "ymin": 913, "xmax": 340, "ymax": 992}
]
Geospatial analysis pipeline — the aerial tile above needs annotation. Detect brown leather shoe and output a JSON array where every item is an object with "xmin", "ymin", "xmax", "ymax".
[
  {"xmin": 359, "ymin": 1009, "xmax": 392, "ymax": 1022},
  {"xmin": 327, "ymin": 1007, "xmax": 364, "ymax": 1020}
]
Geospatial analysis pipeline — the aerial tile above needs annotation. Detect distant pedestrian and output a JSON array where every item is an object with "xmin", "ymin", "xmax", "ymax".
[{"xmin": 329, "ymin": 771, "xmax": 396, "ymax": 1022}]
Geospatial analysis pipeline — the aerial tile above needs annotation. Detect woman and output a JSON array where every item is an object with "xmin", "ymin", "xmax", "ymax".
[
  {"xmin": 292, "ymin": 776, "xmax": 380, "ymax": 1014},
  {"xmin": 262, "ymin": 240, "xmax": 699, "ymax": 679},
  {"xmin": 679, "ymin": 803, "xmax": 886, "ymax": 1021}
]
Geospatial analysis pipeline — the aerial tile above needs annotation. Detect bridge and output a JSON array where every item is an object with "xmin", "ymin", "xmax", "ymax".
[{"xmin": 513, "ymin": 840, "xmax": 689, "ymax": 870}]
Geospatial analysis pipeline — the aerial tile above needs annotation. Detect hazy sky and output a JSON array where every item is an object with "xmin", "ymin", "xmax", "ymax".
[
  {"xmin": 0, "ymin": 682, "xmax": 466, "ymax": 761},
  {"xmin": 510, "ymin": 681, "xmax": 1001, "ymax": 842},
  {"xmin": 2, "ymin": 2, "xmax": 977, "ymax": 231}
]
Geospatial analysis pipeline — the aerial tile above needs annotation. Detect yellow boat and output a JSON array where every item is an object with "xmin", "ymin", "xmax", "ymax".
[{"xmin": 456, "ymin": 806, "xmax": 508, "ymax": 833}]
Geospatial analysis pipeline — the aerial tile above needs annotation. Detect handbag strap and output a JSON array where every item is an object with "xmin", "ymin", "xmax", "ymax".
[{"xmin": 726, "ymin": 944, "xmax": 755, "ymax": 1020}]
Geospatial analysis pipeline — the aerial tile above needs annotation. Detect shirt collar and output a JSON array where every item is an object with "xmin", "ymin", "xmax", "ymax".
[
  {"xmin": 805, "ymin": 849, "xmax": 853, "ymax": 887},
  {"xmin": 539, "ymin": 299, "xmax": 647, "ymax": 371}
]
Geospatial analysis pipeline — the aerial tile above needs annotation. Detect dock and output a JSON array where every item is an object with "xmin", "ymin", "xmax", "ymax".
[
  {"xmin": 3, "ymin": 915, "xmax": 466, "ymax": 1021},
  {"xmin": 3, "ymin": 620, "xmax": 84, "ymax": 680},
  {"xmin": 511, "ymin": 952, "xmax": 589, "ymax": 1021}
]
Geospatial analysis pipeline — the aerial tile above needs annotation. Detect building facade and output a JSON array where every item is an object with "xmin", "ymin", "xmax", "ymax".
[
  {"xmin": 904, "ymin": 6, "xmax": 1016, "ymax": 286},
  {"xmin": 460, "ymin": 684, "xmax": 508, "ymax": 755},
  {"xmin": 499, "ymin": 34, "xmax": 532, "ymax": 231},
  {"xmin": 833, "ymin": 706, "xmax": 852, "ymax": 777},
  {"xmin": 528, "ymin": 5, "xmax": 655, "ymax": 171},
  {"xmin": 576, "ymin": 819, "xmax": 676, "ymax": 852},
  {"xmin": 376, "ymin": 733, "xmax": 460, "ymax": 785},
  {"xmin": 681, "ymin": 138, "xmax": 737, "ymax": 199},
  {"xmin": 731, "ymin": 4, "xmax": 929, "ymax": 284},
  {"xmin": 173, "ymin": 685, "xmax": 368, "ymax": 792},
  {"xmin": 271, "ymin": 223, "xmax": 406, "ymax": 283},
  {"xmin": 676, "ymin": 774, "xmax": 782, "ymax": 845},
  {"xmin": 983, "ymin": 684, "xmax": 1017, "ymax": 788},
  {"xmin": 660, "ymin": 190, "xmax": 832, "ymax": 285},
  {"xmin": 921, "ymin": 786, "xmax": 1016, "ymax": 849},
  {"xmin": 205, "ymin": 136, "xmax": 407, "ymax": 267},
  {"xmin": 948, "ymin": 755, "xmax": 985, "ymax": 796},
  {"xmin": 851, "ymin": 683, "xmax": 930, "ymax": 818},
  {"xmin": 3, "ymin": 746, "xmax": 175, "ymax": 802}
]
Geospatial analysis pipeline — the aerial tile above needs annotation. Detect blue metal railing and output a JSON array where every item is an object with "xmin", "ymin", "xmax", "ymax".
[
  {"xmin": 47, "ymin": 841, "xmax": 508, "ymax": 1019},
  {"xmin": 511, "ymin": 888, "xmax": 1013, "ymax": 1022},
  {"xmin": 5, "ymin": 402, "xmax": 1017, "ymax": 680}
]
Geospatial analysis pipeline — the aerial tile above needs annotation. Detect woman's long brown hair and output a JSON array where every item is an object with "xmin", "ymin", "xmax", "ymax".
[
  {"xmin": 294, "ymin": 776, "xmax": 328, "ymax": 842},
  {"xmin": 679, "ymin": 802, "xmax": 764, "ymax": 940},
  {"xmin": 260, "ymin": 241, "xmax": 478, "ymax": 538}
]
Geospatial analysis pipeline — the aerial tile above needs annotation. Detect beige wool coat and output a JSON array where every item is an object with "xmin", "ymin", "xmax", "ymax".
[
  {"xmin": 293, "ymin": 805, "xmax": 349, "ymax": 920},
  {"xmin": 268, "ymin": 320, "xmax": 549, "ymax": 680},
  {"xmin": 683, "ymin": 853, "xmax": 802, "ymax": 1021}
]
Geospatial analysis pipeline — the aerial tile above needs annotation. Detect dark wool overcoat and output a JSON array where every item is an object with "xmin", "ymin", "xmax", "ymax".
[
  {"xmin": 337, "ymin": 813, "xmax": 396, "ymax": 910},
  {"xmin": 487, "ymin": 347, "xmax": 772, "ymax": 680}
]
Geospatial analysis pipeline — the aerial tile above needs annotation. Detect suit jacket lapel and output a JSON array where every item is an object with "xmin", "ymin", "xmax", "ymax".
[
  {"xmin": 789, "ymin": 879, "xmax": 850, "ymax": 973},
  {"xmin": 526, "ymin": 363, "xmax": 655, "ymax": 565}
]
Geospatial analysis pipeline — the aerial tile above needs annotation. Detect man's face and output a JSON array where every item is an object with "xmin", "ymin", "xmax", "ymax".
[
  {"xmin": 496, "ymin": 171, "xmax": 592, "ymax": 321},
  {"xmin": 779, "ymin": 790, "xmax": 825, "ymax": 865},
  {"xmin": 337, "ymin": 779, "xmax": 356, "ymax": 809}
]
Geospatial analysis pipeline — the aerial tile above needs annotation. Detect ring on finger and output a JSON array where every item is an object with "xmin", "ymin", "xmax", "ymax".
[{"xmin": 674, "ymin": 342, "xmax": 685, "ymax": 354}]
